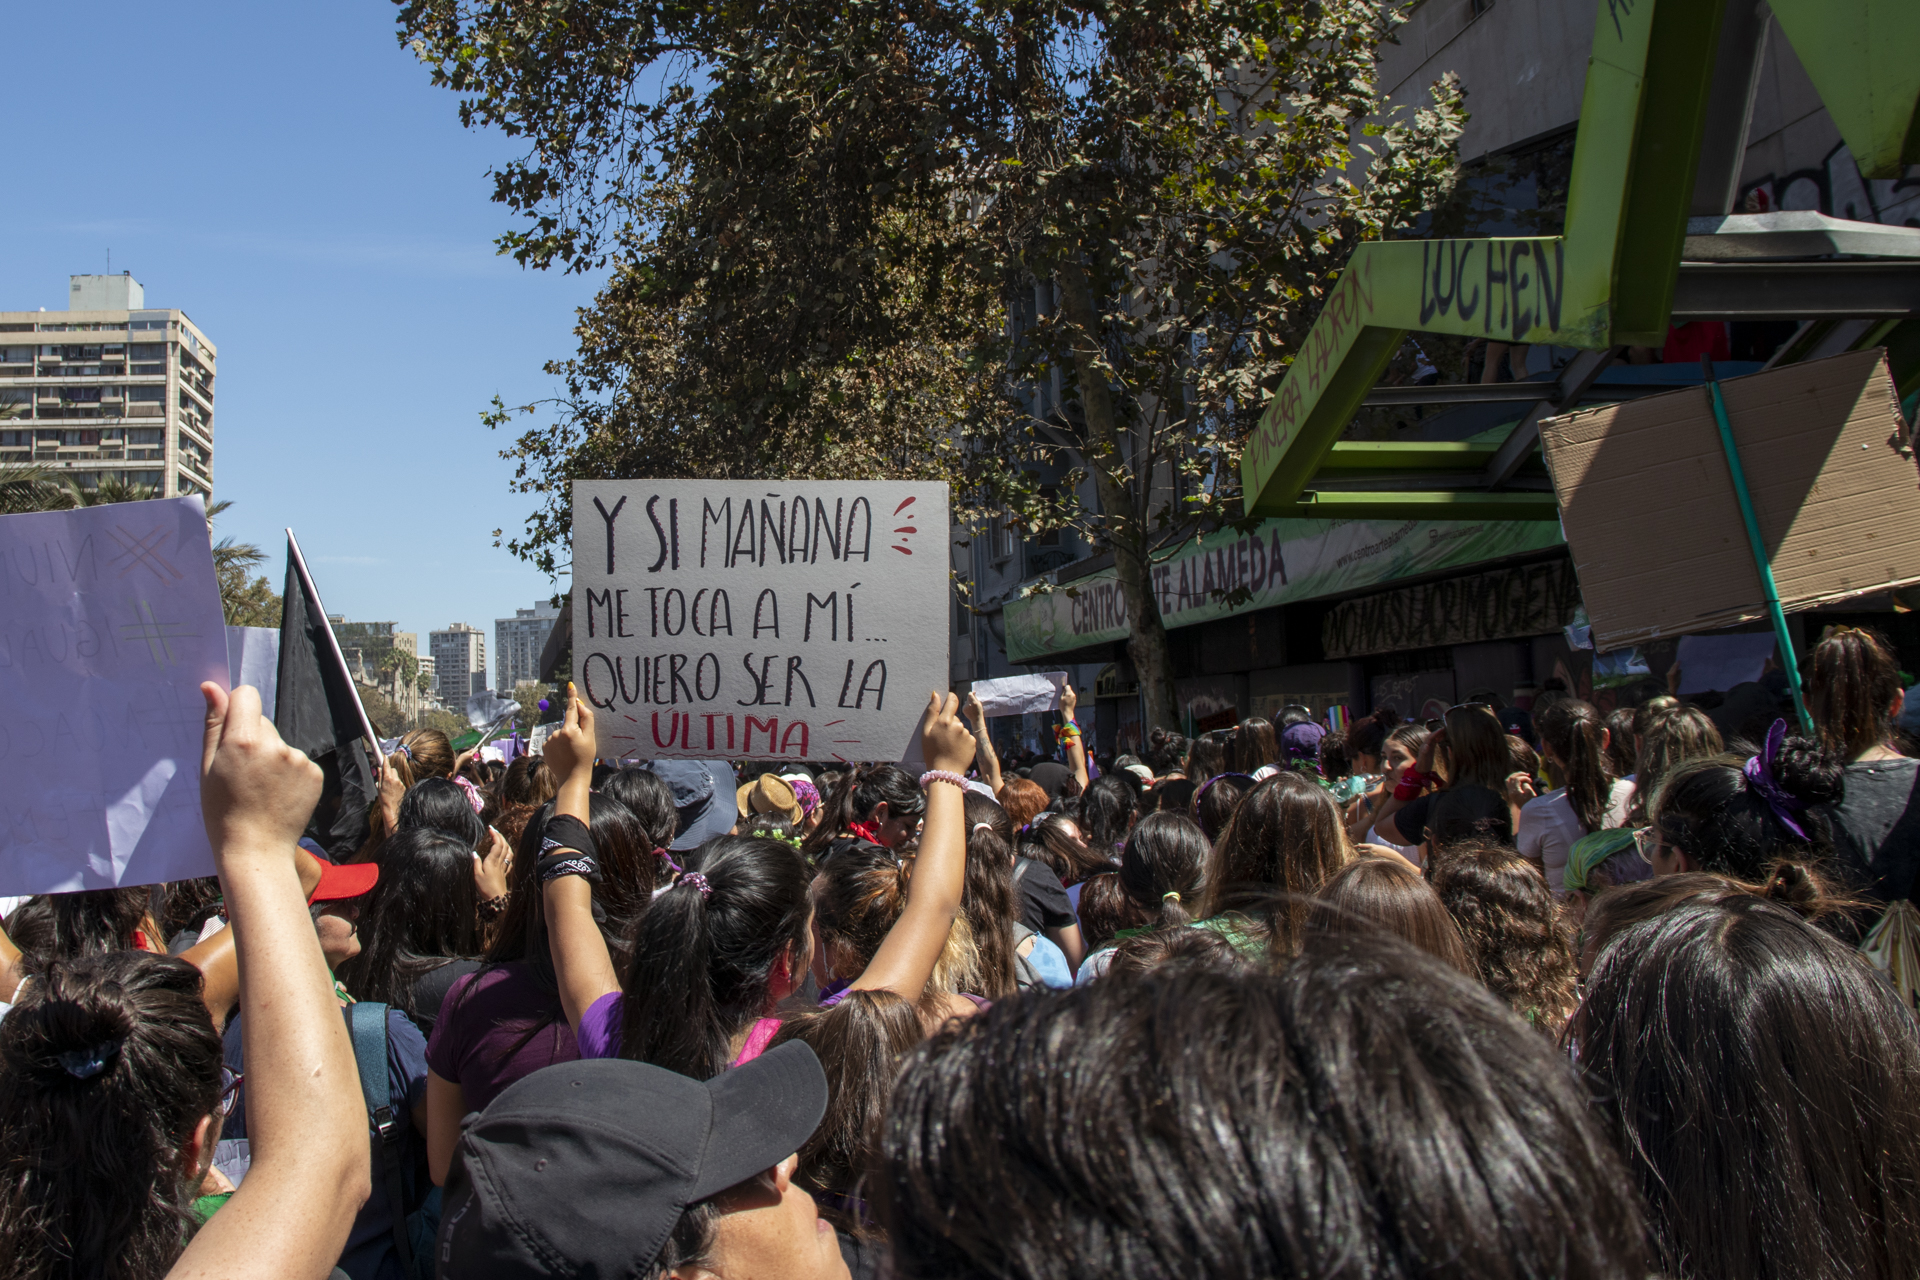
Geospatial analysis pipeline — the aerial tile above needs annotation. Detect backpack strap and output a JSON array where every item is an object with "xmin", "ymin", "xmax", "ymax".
[{"xmin": 347, "ymin": 1002, "xmax": 415, "ymax": 1273}]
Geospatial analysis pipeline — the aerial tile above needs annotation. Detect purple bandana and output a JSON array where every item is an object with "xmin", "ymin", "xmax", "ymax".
[{"xmin": 1742, "ymin": 719, "xmax": 1809, "ymax": 841}]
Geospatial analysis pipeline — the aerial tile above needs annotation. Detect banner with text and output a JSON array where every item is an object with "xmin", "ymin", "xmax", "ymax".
[
  {"xmin": 0, "ymin": 498, "xmax": 228, "ymax": 894},
  {"xmin": 1003, "ymin": 517, "xmax": 1564, "ymax": 663},
  {"xmin": 572, "ymin": 480, "xmax": 951, "ymax": 763}
]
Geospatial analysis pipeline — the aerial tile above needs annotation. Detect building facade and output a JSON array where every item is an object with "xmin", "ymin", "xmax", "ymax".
[
  {"xmin": 495, "ymin": 601, "xmax": 560, "ymax": 695},
  {"xmin": 0, "ymin": 274, "xmax": 216, "ymax": 500},
  {"xmin": 430, "ymin": 623, "xmax": 488, "ymax": 709},
  {"xmin": 330, "ymin": 618, "xmax": 425, "ymax": 722}
]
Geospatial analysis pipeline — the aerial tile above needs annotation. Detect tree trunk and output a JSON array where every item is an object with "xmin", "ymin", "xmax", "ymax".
[{"xmin": 1054, "ymin": 257, "xmax": 1179, "ymax": 731}]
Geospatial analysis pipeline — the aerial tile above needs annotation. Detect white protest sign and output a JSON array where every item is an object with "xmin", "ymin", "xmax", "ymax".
[
  {"xmin": 226, "ymin": 625, "xmax": 280, "ymax": 712},
  {"xmin": 572, "ymin": 480, "xmax": 950, "ymax": 763},
  {"xmin": 970, "ymin": 672, "xmax": 1067, "ymax": 718},
  {"xmin": 0, "ymin": 498, "xmax": 229, "ymax": 894}
]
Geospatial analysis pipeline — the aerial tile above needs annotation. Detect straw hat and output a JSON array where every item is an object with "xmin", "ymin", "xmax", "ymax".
[{"xmin": 737, "ymin": 772, "xmax": 802, "ymax": 826}]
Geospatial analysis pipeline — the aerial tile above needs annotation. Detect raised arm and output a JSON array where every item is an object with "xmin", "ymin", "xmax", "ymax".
[
  {"xmin": 964, "ymin": 691, "xmax": 1002, "ymax": 793},
  {"xmin": 1060, "ymin": 683, "xmax": 1088, "ymax": 792},
  {"xmin": 850, "ymin": 694, "xmax": 976, "ymax": 999},
  {"xmin": 169, "ymin": 683, "xmax": 369, "ymax": 1280},
  {"xmin": 539, "ymin": 684, "xmax": 621, "ymax": 1034}
]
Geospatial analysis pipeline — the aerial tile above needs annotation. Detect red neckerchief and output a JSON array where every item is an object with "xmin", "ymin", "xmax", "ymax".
[{"xmin": 847, "ymin": 820, "xmax": 884, "ymax": 846}]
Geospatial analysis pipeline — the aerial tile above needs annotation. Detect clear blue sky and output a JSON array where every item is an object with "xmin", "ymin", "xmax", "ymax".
[{"xmin": 0, "ymin": 0, "xmax": 600, "ymax": 658}]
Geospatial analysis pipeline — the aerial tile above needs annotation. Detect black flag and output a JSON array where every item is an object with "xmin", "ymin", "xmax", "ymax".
[{"xmin": 276, "ymin": 530, "xmax": 379, "ymax": 861}]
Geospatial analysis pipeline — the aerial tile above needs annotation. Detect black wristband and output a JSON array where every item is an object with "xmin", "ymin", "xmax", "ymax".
[{"xmin": 537, "ymin": 852, "xmax": 600, "ymax": 884}]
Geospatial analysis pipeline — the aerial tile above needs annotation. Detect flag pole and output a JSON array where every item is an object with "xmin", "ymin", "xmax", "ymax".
[{"xmin": 285, "ymin": 528, "xmax": 383, "ymax": 763}]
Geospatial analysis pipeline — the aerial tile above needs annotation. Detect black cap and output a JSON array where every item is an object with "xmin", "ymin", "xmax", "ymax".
[{"xmin": 437, "ymin": 1043, "xmax": 829, "ymax": 1278}]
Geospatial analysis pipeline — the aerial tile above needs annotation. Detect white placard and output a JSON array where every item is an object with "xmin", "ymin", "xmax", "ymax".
[
  {"xmin": 226, "ymin": 626, "xmax": 280, "ymax": 714},
  {"xmin": 572, "ymin": 480, "xmax": 950, "ymax": 763},
  {"xmin": 1675, "ymin": 632, "xmax": 1778, "ymax": 695},
  {"xmin": 0, "ymin": 499, "xmax": 229, "ymax": 893},
  {"xmin": 970, "ymin": 672, "xmax": 1067, "ymax": 717}
]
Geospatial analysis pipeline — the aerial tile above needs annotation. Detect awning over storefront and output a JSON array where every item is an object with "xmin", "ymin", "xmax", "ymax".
[{"xmin": 1001, "ymin": 517, "xmax": 1563, "ymax": 663}]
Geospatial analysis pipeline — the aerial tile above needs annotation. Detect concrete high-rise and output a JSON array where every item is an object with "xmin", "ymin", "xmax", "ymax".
[
  {"xmin": 495, "ymin": 601, "xmax": 561, "ymax": 695},
  {"xmin": 0, "ymin": 274, "xmax": 216, "ymax": 499},
  {"xmin": 430, "ymin": 623, "xmax": 488, "ymax": 708}
]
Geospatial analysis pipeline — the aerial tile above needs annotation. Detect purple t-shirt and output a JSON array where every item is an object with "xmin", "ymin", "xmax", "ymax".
[
  {"xmin": 425, "ymin": 961, "xmax": 580, "ymax": 1112},
  {"xmin": 575, "ymin": 992, "xmax": 782, "ymax": 1066}
]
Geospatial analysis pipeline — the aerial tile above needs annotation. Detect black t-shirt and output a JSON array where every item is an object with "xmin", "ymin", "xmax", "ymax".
[
  {"xmin": 1014, "ymin": 857, "xmax": 1076, "ymax": 933},
  {"xmin": 407, "ymin": 958, "xmax": 483, "ymax": 1038},
  {"xmin": 1819, "ymin": 757, "xmax": 1920, "ymax": 900},
  {"xmin": 1384, "ymin": 792, "xmax": 1437, "ymax": 845}
]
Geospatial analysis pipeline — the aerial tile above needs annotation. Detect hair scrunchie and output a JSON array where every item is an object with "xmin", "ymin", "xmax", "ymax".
[
  {"xmin": 1742, "ymin": 718, "xmax": 1810, "ymax": 841},
  {"xmin": 452, "ymin": 773, "xmax": 485, "ymax": 814}
]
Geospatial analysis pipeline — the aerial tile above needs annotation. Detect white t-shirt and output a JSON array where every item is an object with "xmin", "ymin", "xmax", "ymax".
[{"xmin": 1518, "ymin": 778, "xmax": 1634, "ymax": 896}]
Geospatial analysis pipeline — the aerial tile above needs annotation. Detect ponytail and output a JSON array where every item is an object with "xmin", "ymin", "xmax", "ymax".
[
  {"xmin": 1118, "ymin": 812, "xmax": 1210, "ymax": 931},
  {"xmin": 961, "ymin": 794, "xmax": 1018, "ymax": 1000},
  {"xmin": 614, "ymin": 835, "xmax": 811, "ymax": 1079},
  {"xmin": 1538, "ymin": 700, "xmax": 1615, "ymax": 833},
  {"xmin": 1808, "ymin": 624, "xmax": 1903, "ymax": 759}
]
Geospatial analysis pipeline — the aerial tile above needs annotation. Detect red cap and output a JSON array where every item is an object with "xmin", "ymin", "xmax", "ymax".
[{"xmin": 308, "ymin": 859, "xmax": 379, "ymax": 905}]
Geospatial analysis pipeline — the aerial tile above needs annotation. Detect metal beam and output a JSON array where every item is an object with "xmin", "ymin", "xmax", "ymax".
[
  {"xmin": 1671, "ymin": 260, "xmax": 1920, "ymax": 319},
  {"xmin": 1310, "ymin": 473, "xmax": 1555, "ymax": 493},
  {"xmin": 1483, "ymin": 346, "xmax": 1622, "ymax": 487},
  {"xmin": 1278, "ymin": 490, "xmax": 1563, "ymax": 521},
  {"xmin": 1320, "ymin": 441, "xmax": 1498, "ymax": 471},
  {"xmin": 1360, "ymin": 383, "xmax": 1553, "ymax": 407},
  {"xmin": 1689, "ymin": 0, "xmax": 1770, "ymax": 217},
  {"xmin": 1684, "ymin": 211, "xmax": 1920, "ymax": 260}
]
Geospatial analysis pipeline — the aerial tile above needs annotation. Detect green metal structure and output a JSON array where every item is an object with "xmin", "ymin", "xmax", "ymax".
[{"xmin": 1240, "ymin": 0, "xmax": 1920, "ymax": 522}]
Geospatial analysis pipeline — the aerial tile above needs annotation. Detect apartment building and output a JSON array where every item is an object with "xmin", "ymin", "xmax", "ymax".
[
  {"xmin": 494, "ymin": 601, "xmax": 560, "ymax": 695},
  {"xmin": 330, "ymin": 617, "xmax": 425, "ymax": 721},
  {"xmin": 430, "ymin": 623, "xmax": 488, "ymax": 708},
  {"xmin": 0, "ymin": 273, "xmax": 216, "ymax": 499}
]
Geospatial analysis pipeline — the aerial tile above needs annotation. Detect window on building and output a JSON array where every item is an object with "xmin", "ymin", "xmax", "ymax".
[
  {"xmin": 128, "ymin": 427, "xmax": 164, "ymax": 445},
  {"xmin": 62, "ymin": 430, "xmax": 101, "ymax": 447},
  {"xmin": 0, "ymin": 347, "xmax": 30, "ymax": 364},
  {"xmin": 0, "ymin": 430, "xmax": 31, "ymax": 448},
  {"xmin": 128, "ymin": 386, "xmax": 164, "ymax": 402},
  {"xmin": 129, "ymin": 344, "xmax": 166, "ymax": 361}
]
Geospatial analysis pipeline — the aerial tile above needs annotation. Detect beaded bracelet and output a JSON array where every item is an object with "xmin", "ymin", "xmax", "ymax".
[
  {"xmin": 919, "ymin": 770, "xmax": 969, "ymax": 791},
  {"xmin": 477, "ymin": 892, "xmax": 510, "ymax": 921}
]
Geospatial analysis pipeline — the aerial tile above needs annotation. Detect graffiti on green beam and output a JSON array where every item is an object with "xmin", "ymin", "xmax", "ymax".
[{"xmin": 1419, "ymin": 238, "xmax": 1566, "ymax": 336}]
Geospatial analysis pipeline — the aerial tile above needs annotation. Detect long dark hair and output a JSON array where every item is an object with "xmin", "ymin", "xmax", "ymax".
[
  {"xmin": 1203, "ymin": 772, "xmax": 1349, "ymax": 956},
  {"xmin": 1226, "ymin": 717, "xmax": 1278, "ymax": 774},
  {"xmin": 1576, "ymin": 897, "xmax": 1920, "ymax": 1280},
  {"xmin": 1808, "ymin": 625, "xmax": 1903, "ymax": 760},
  {"xmin": 1076, "ymin": 775, "xmax": 1137, "ymax": 855},
  {"xmin": 1116, "ymin": 812, "xmax": 1209, "ymax": 932},
  {"xmin": 496, "ymin": 756, "xmax": 557, "ymax": 809},
  {"xmin": 616, "ymin": 835, "xmax": 812, "ymax": 1078},
  {"xmin": 960, "ymin": 793, "xmax": 1018, "ymax": 1000},
  {"xmin": 5, "ymin": 889, "xmax": 152, "ymax": 964},
  {"xmin": 1307, "ymin": 855, "xmax": 1476, "ymax": 976},
  {"xmin": 395, "ymin": 777, "xmax": 488, "ymax": 851},
  {"xmin": 598, "ymin": 768, "xmax": 679, "ymax": 850},
  {"xmin": 1652, "ymin": 738, "xmax": 1842, "ymax": 882},
  {"xmin": 486, "ymin": 794, "xmax": 657, "ymax": 967},
  {"xmin": 1430, "ymin": 841, "xmax": 1578, "ymax": 1035},
  {"xmin": 1537, "ymin": 699, "xmax": 1615, "ymax": 833},
  {"xmin": 0, "ymin": 951, "xmax": 223, "ymax": 1280},
  {"xmin": 875, "ymin": 938, "xmax": 1650, "ymax": 1280},
  {"xmin": 1184, "ymin": 734, "xmax": 1227, "ymax": 782},
  {"xmin": 336, "ymin": 828, "xmax": 483, "ymax": 1015},
  {"xmin": 768, "ymin": 989, "xmax": 923, "ymax": 1237},
  {"xmin": 1016, "ymin": 812, "xmax": 1111, "ymax": 887}
]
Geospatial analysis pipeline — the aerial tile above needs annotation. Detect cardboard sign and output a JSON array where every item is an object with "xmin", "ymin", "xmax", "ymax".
[
  {"xmin": 0, "ymin": 498, "xmax": 229, "ymax": 894},
  {"xmin": 572, "ymin": 480, "xmax": 950, "ymax": 763},
  {"xmin": 1540, "ymin": 349, "xmax": 1920, "ymax": 651}
]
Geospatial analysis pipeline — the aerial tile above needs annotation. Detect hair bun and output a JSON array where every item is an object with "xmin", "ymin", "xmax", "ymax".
[
  {"xmin": 21, "ymin": 965, "xmax": 138, "ymax": 1079},
  {"xmin": 1768, "ymin": 734, "xmax": 1845, "ymax": 808}
]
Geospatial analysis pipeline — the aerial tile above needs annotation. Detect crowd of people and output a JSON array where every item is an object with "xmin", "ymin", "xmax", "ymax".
[{"xmin": 2, "ymin": 624, "xmax": 1919, "ymax": 1280}]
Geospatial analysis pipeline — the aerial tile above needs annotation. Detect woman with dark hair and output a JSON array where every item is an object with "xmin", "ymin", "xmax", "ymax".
[
  {"xmin": 597, "ymin": 766, "xmax": 679, "ymax": 851},
  {"xmin": 1346, "ymin": 721, "xmax": 1429, "ymax": 847},
  {"xmin": 0, "ymin": 683, "xmax": 375, "ymax": 1280},
  {"xmin": 1518, "ymin": 699, "xmax": 1631, "ymax": 896},
  {"xmin": 1573, "ymin": 864, "xmax": 1859, "ymax": 977},
  {"xmin": 804, "ymin": 764, "xmax": 927, "ymax": 860},
  {"xmin": 496, "ymin": 755, "xmax": 556, "ymax": 810},
  {"xmin": 1104, "ymin": 924, "xmax": 1249, "ymax": 980},
  {"xmin": 1075, "ymin": 812, "xmax": 1211, "ymax": 982},
  {"xmin": 4, "ymin": 886, "xmax": 157, "ymax": 960},
  {"xmin": 1425, "ymin": 784, "xmax": 1515, "ymax": 857},
  {"xmin": 1183, "ymin": 734, "xmax": 1227, "ymax": 784},
  {"xmin": 335, "ymin": 828, "xmax": 484, "ymax": 1034},
  {"xmin": 1807, "ymin": 625, "xmax": 1920, "ymax": 899},
  {"xmin": 1076, "ymin": 774, "xmax": 1138, "ymax": 857},
  {"xmin": 957, "ymin": 793, "xmax": 1019, "ymax": 999},
  {"xmin": 1430, "ymin": 841, "xmax": 1579, "ymax": 1035},
  {"xmin": 1603, "ymin": 705, "xmax": 1638, "ymax": 779},
  {"xmin": 1225, "ymin": 716, "xmax": 1278, "ymax": 775},
  {"xmin": 1190, "ymin": 772, "xmax": 1248, "ymax": 843},
  {"xmin": 1200, "ymin": 772, "xmax": 1350, "ymax": 960},
  {"xmin": 994, "ymin": 807, "xmax": 1085, "ymax": 974},
  {"xmin": 422, "ymin": 792, "xmax": 656, "ymax": 1183},
  {"xmin": 767, "ymin": 989, "xmax": 923, "ymax": 1261},
  {"xmin": 1016, "ymin": 810, "xmax": 1112, "ymax": 889},
  {"xmin": 1575, "ymin": 895, "xmax": 1920, "ymax": 1280},
  {"xmin": 1307, "ymin": 855, "xmax": 1476, "ymax": 975},
  {"xmin": 394, "ymin": 776, "xmax": 489, "ymax": 852},
  {"xmin": 1628, "ymin": 703, "xmax": 1722, "ymax": 823},
  {"xmin": 1372, "ymin": 704, "xmax": 1516, "ymax": 850},
  {"xmin": 874, "ymin": 938, "xmax": 1650, "ymax": 1280},
  {"xmin": 542, "ymin": 689, "xmax": 976, "ymax": 1068},
  {"xmin": 1647, "ymin": 723, "xmax": 1844, "ymax": 884}
]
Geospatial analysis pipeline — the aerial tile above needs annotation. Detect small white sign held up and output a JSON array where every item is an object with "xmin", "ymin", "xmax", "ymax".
[
  {"xmin": 572, "ymin": 480, "xmax": 950, "ymax": 764},
  {"xmin": 0, "ymin": 498, "xmax": 230, "ymax": 894}
]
